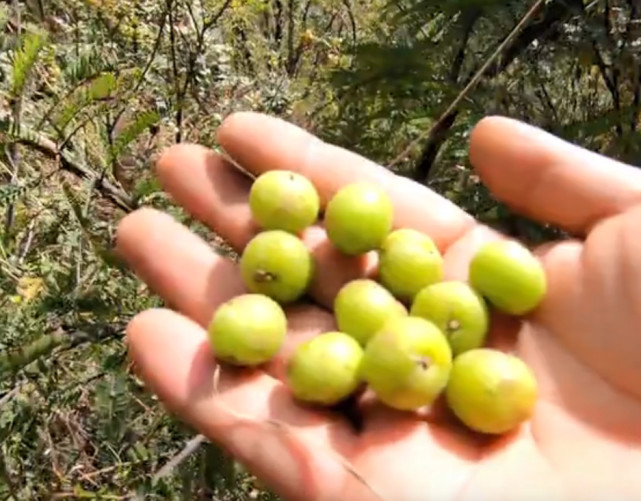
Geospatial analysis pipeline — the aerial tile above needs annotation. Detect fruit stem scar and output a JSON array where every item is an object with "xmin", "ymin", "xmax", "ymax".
[
  {"xmin": 446, "ymin": 319, "xmax": 460, "ymax": 333},
  {"xmin": 412, "ymin": 355, "xmax": 432, "ymax": 371},
  {"xmin": 254, "ymin": 270, "xmax": 278, "ymax": 283}
]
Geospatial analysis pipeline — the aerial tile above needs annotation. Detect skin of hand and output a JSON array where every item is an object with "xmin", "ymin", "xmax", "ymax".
[{"xmin": 116, "ymin": 113, "xmax": 641, "ymax": 501}]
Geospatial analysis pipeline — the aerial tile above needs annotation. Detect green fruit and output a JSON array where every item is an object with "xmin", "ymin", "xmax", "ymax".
[
  {"xmin": 287, "ymin": 331, "xmax": 364, "ymax": 405},
  {"xmin": 445, "ymin": 348, "xmax": 538, "ymax": 435},
  {"xmin": 378, "ymin": 228, "xmax": 444, "ymax": 302},
  {"xmin": 410, "ymin": 281, "xmax": 489, "ymax": 356},
  {"xmin": 334, "ymin": 279, "xmax": 408, "ymax": 346},
  {"xmin": 208, "ymin": 294, "xmax": 287, "ymax": 366},
  {"xmin": 249, "ymin": 170, "xmax": 320, "ymax": 234},
  {"xmin": 468, "ymin": 240, "xmax": 546, "ymax": 316},
  {"xmin": 360, "ymin": 316, "xmax": 453, "ymax": 411},
  {"xmin": 324, "ymin": 182, "xmax": 394, "ymax": 255},
  {"xmin": 240, "ymin": 230, "xmax": 314, "ymax": 304}
]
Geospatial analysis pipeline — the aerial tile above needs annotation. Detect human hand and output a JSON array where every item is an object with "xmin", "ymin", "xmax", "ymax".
[{"xmin": 116, "ymin": 113, "xmax": 641, "ymax": 501}]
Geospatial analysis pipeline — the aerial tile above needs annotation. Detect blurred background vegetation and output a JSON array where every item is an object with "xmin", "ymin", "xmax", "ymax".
[{"xmin": 0, "ymin": 0, "xmax": 639, "ymax": 499}]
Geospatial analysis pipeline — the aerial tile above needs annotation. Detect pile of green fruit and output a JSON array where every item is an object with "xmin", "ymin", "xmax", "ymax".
[{"xmin": 207, "ymin": 170, "xmax": 545, "ymax": 435}]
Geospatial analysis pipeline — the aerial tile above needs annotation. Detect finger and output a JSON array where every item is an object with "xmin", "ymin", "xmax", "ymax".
[
  {"xmin": 115, "ymin": 207, "xmax": 336, "ymax": 380},
  {"xmin": 155, "ymin": 145, "xmax": 374, "ymax": 307},
  {"xmin": 216, "ymin": 111, "xmax": 475, "ymax": 252},
  {"xmin": 116, "ymin": 207, "xmax": 244, "ymax": 327},
  {"xmin": 153, "ymin": 143, "xmax": 257, "ymax": 252},
  {"xmin": 469, "ymin": 116, "xmax": 641, "ymax": 235},
  {"xmin": 126, "ymin": 308, "xmax": 381, "ymax": 501}
]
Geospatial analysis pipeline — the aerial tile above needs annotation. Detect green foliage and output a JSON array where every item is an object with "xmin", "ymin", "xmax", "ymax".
[
  {"xmin": 62, "ymin": 46, "xmax": 107, "ymax": 85},
  {"xmin": 54, "ymin": 73, "xmax": 118, "ymax": 131},
  {"xmin": 109, "ymin": 109, "xmax": 160, "ymax": 164},
  {"xmin": 10, "ymin": 30, "xmax": 47, "ymax": 98}
]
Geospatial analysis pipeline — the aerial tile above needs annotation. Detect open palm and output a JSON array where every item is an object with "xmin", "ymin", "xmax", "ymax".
[{"xmin": 116, "ymin": 114, "xmax": 641, "ymax": 501}]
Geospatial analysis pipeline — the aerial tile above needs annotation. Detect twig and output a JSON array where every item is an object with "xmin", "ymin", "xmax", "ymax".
[
  {"xmin": 388, "ymin": 0, "xmax": 547, "ymax": 168},
  {"xmin": 17, "ymin": 218, "xmax": 35, "ymax": 263},
  {"xmin": 203, "ymin": 0, "xmax": 234, "ymax": 31},
  {"xmin": 152, "ymin": 434, "xmax": 207, "ymax": 481},
  {"xmin": 4, "ymin": 0, "xmax": 23, "ymax": 243},
  {"xmin": 340, "ymin": 0, "xmax": 357, "ymax": 46},
  {"xmin": 0, "ymin": 385, "xmax": 20, "ymax": 409}
]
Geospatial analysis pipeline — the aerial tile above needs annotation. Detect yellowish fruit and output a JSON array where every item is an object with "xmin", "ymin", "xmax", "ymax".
[
  {"xmin": 287, "ymin": 332, "xmax": 364, "ymax": 406},
  {"xmin": 334, "ymin": 279, "xmax": 408, "ymax": 346},
  {"xmin": 208, "ymin": 294, "xmax": 287, "ymax": 366},
  {"xmin": 324, "ymin": 182, "xmax": 394, "ymax": 255},
  {"xmin": 378, "ymin": 228, "xmax": 444, "ymax": 302},
  {"xmin": 249, "ymin": 170, "xmax": 320, "ymax": 234},
  {"xmin": 469, "ymin": 240, "xmax": 546, "ymax": 316},
  {"xmin": 240, "ymin": 230, "xmax": 314, "ymax": 304},
  {"xmin": 445, "ymin": 348, "xmax": 538, "ymax": 434},
  {"xmin": 360, "ymin": 316, "xmax": 453, "ymax": 411},
  {"xmin": 410, "ymin": 281, "xmax": 489, "ymax": 356}
]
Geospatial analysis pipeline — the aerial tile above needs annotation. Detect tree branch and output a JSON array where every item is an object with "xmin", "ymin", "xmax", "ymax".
[
  {"xmin": 203, "ymin": 0, "xmax": 234, "ymax": 32},
  {"xmin": 486, "ymin": 0, "xmax": 583, "ymax": 78},
  {"xmin": 341, "ymin": 0, "xmax": 357, "ymax": 47},
  {"xmin": 409, "ymin": 10, "xmax": 480, "ymax": 182},
  {"xmin": 0, "ymin": 322, "xmax": 124, "ymax": 380},
  {"xmin": 394, "ymin": 0, "xmax": 581, "ymax": 182},
  {"xmin": 1, "ymin": 120, "xmax": 136, "ymax": 212}
]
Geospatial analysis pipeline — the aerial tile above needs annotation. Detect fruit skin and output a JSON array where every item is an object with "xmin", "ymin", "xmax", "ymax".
[
  {"xmin": 208, "ymin": 294, "xmax": 287, "ymax": 366},
  {"xmin": 240, "ymin": 230, "xmax": 315, "ymax": 304},
  {"xmin": 334, "ymin": 279, "xmax": 408, "ymax": 346},
  {"xmin": 468, "ymin": 240, "xmax": 546, "ymax": 316},
  {"xmin": 378, "ymin": 228, "xmax": 444, "ymax": 302},
  {"xmin": 410, "ymin": 281, "xmax": 489, "ymax": 356},
  {"xmin": 445, "ymin": 348, "xmax": 538, "ymax": 435},
  {"xmin": 287, "ymin": 331, "xmax": 364, "ymax": 406},
  {"xmin": 324, "ymin": 182, "xmax": 394, "ymax": 255},
  {"xmin": 249, "ymin": 170, "xmax": 320, "ymax": 234},
  {"xmin": 360, "ymin": 316, "xmax": 453, "ymax": 411}
]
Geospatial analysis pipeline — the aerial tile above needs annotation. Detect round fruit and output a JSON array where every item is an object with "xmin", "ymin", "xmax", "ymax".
[
  {"xmin": 360, "ymin": 316, "xmax": 453, "ymax": 411},
  {"xmin": 468, "ymin": 240, "xmax": 546, "ymax": 316},
  {"xmin": 378, "ymin": 228, "xmax": 444, "ymax": 302},
  {"xmin": 410, "ymin": 281, "xmax": 489, "ymax": 356},
  {"xmin": 249, "ymin": 170, "xmax": 320, "ymax": 234},
  {"xmin": 287, "ymin": 331, "xmax": 364, "ymax": 406},
  {"xmin": 324, "ymin": 182, "xmax": 394, "ymax": 255},
  {"xmin": 334, "ymin": 279, "xmax": 408, "ymax": 346},
  {"xmin": 445, "ymin": 348, "xmax": 538, "ymax": 435},
  {"xmin": 208, "ymin": 294, "xmax": 287, "ymax": 366},
  {"xmin": 240, "ymin": 230, "xmax": 314, "ymax": 304}
]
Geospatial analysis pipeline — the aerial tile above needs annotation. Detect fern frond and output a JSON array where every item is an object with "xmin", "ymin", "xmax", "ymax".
[
  {"xmin": 10, "ymin": 29, "xmax": 47, "ymax": 98},
  {"xmin": 111, "ymin": 110, "xmax": 159, "ymax": 162},
  {"xmin": 62, "ymin": 46, "xmax": 105, "ymax": 85},
  {"xmin": 0, "ymin": 117, "xmax": 46, "ymax": 147},
  {"xmin": 54, "ymin": 72, "xmax": 117, "ymax": 131}
]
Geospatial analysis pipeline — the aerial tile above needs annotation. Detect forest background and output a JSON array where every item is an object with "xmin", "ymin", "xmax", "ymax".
[{"xmin": 1, "ymin": 0, "xmax": 639, "ymax": 499}]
